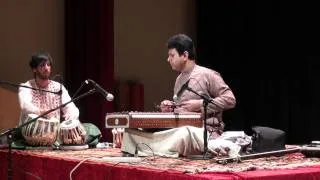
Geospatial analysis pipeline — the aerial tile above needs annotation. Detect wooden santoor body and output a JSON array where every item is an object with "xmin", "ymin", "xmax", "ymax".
[{"xmin": 105, "ymin": 112, "xmax": 203, "ymax": 129}]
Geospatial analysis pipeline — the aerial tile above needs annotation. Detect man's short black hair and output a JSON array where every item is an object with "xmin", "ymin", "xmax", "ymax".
[
  {"xmin": 29, "ymin": 51, "xmax": 53, "ymax": 69},
  {"xmin": 167, "ymin": 34, "xmax": 196, "ymax": 60}
]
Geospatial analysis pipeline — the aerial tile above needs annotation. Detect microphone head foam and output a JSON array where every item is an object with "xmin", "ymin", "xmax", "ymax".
[
  {"xmin": 107, "ymin": 93, "xmax": 114, "ymax": 101},
  {"xmin": 173, "ymin": 94, "xmax": 178, "ymax": 102}
]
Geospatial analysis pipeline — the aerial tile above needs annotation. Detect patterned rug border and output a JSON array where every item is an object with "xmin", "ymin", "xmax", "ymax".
[{"xmin": 4, "ymin": 148, "xmax": 320, "ymax": 174}]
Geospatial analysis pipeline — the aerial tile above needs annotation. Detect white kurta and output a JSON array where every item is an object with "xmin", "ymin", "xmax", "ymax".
[
  {"xmin": 18, "ymin": 79, "xmax": 79, "ymax": 125},
  {"xmin": 122, "ymin": 126, "xmax": 205, "ymax": 157}
]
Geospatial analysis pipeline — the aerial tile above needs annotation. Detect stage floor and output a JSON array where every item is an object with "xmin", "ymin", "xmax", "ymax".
[{"xmin": 1, "ymin": 147, "xmax": 320, "ymax": 179}]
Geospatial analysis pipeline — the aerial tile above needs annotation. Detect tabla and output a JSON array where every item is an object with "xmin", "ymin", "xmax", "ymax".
[
  {"xmin": 21, "ymin": 114, "xmax": 59, "ymax": 146},
  {"xmin": 59, "ymin": 119, "xmax": 87, "ymax": 145}
]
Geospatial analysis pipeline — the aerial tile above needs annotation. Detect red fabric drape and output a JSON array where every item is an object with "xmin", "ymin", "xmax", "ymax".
[
  {"xmin": 114, "ymin": 81, "xmax": 144, "ymax": 112},
  {"xmin": 129, "ymin": 82, "xmax": 144, "ymax": 111},
  {"xmin": 65, "ymin": 0, "xmax": 114, "ymax": 142}
]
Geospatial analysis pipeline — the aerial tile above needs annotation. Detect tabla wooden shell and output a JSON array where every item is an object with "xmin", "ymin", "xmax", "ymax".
[
  {"xmin": 59, "ymin": 119, "xmax": 87, "ymax": 145},
  {"xmin": 21, "ymin": 114, "xmax": 59, "ymax": 146}
]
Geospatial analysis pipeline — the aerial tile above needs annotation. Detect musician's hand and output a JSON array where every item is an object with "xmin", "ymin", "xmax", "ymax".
[
  {"xmin": 179, "ymin": 99, "xmax": 203, "ymax": 112},
  {"xmin": 160, "ymin": 100, "xmax": 174, "ymax": 112},
  {"xmin": 64, "ymin": 112, "xmax": 79, "ymax": 121},
  {"xmin": 38, "ymin": 109, "xmax": 49, "ymax": 119},
  {"xmin": 209, "ymin": 146, "xmax": 230, "ymax": 157},
  {"xmin": 208, "ymin": 139, "xmax": 241, "ymax": 157}
]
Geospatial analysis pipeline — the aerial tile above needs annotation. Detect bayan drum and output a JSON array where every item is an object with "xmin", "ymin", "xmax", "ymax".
[
  {"xmin": 21, "ymin": 114, "xmax": 59, "ymax": 146},
  {"xmin": 59, "ymin": 119, "xmax": 87, "ymax": 145}
]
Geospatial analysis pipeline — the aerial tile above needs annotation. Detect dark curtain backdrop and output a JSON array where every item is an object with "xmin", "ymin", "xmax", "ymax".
[
  {"xmin": 197, "ymin": 1, "xmax": 320, "ymax": 144},
  {"xmin": 65, "ymin": 0, "xmax": 114, "ymax": 142}
]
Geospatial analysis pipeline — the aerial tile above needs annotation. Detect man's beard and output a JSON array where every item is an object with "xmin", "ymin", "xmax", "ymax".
[{"xmin": 36, "ymin": 71, "xmax": 51, "ymax": 80}]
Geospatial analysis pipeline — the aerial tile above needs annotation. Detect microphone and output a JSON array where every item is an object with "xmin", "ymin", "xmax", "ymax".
[
  {"xmin": 173, "ymin": 79, "xmax": 190, "ymax": 102},
  {"xmin": 86, "ymin": 79, "xmax": 114, "ymax": 101},
  {"xmin": 173, "ymin": 94, "xmax": 178, "ymax": 102}
]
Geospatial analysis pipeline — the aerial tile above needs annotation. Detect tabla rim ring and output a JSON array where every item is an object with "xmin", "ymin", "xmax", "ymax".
[{"xmin": 59, "ymin": 144, "xmax": 89, "ymax": 150}]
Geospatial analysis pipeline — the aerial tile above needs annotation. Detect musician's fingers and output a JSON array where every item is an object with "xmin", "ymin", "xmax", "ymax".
[
  {"xmin": 119, "ymin": 128, "xmax": 124, "ymax": 141},
  {"xmin": 115, "ymin": 133, "xmax": 121, "ymax": 148},
  {"xmin": 218, "ymin": 148, "xmax": 228, "ymax": 157},
  {"xmin": 112, "ymin": 128, "xmax": 117, "ymax": 134},
  {"xmin": 173, "ymin": 104, "xmax": 181, "ymax": 107},
  {"xmin": 224, "ymin": 147, "xmax": 230, "ymax": 152},
  {"xmin": 160, "ymin": 104, "xmax": 168, "ymax": 109},
  {"xmin": 160, "ymin": 107, "xmax": 168, "ymax": 112},
  {"xmin": 208, "ymin": 148, "xmax": 219, "ymax": 156},
  {"xmin": 179, "ymin": 101, "xmax": 187, "ymax": 105},
  {"xmin": 161, "ymin": 100, "xmax": 173, "ymax": 106},
  {"xmin": 154, "ymin": 104, "xmax": 161, "ymax": 111},
  {"xmin": 160, "ymin": 105, "xmax": 173, "ymax": 112},
  {"xmin": 161, "ymin": 104, "xmax": 173, "ymax": 109}
]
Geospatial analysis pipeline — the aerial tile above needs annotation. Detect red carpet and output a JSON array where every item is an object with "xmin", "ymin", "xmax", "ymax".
[{"xmin": 1, "ymin": 148, "xmax": 320, "ymax": 179}]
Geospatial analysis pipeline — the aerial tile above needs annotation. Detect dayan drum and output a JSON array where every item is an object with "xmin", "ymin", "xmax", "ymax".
[
  {"xmin": 21, "ymin": 114, "xmax": 59, "ymax": 146},
  {"xmin": 59, "ymin": 119, "xmax": 87, "ymax": 145}
]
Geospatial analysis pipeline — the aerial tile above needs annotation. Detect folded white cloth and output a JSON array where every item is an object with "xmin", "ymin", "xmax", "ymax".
[{"xmin": 208, "ymin": 131, "xmax": 252, "ymax": 157}]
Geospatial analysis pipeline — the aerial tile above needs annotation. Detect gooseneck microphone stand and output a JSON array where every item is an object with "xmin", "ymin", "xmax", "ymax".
[
  {"xmin": 185, "ymin": 87, "xmax": 219, "ymax": 160},
  {"xmin": 0, "ymin": 80, "xmax": 62, "ymax": 95},
  {"xmin": 0, "ymin": 80, "xmax": 96, "ymax": 180},
  {"xmin": 0, "ymin": 80, "xmax": 61, "ymax": 180}
]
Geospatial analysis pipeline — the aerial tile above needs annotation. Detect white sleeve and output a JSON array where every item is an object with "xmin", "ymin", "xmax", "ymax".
[
  {"xmin": 61, "ymin": 85, "xmax": 80, "ymax": 121},
  {"xmin": 18, "ymin": 82, "xmax": 41, "ymax": 115}
]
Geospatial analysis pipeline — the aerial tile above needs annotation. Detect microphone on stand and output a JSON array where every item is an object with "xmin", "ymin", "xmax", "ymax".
[
  {"xmin": 173, "ymin": 94, "xmax": 178, "ymax": 102},
  {"xmin": 179, "ymin": 79, "xmax": 218, "ymax": 160},
  {"xmin": 171, "ymin": 79, "xmax": 191, "ymax": 110},
  {"xmin": 1, "ymin": 77, "xmax": 90, "ymax": 180},
  {"xmin": 173, "ymin": 79, "xmax": 190, "ymax": 102},
  {"xmin": 0, "ymin": 80, "xmax": 61, "ymax": 94},
  {"xmin": 85, "ymin": 79, "xmax": 114, "ymax": 101}
]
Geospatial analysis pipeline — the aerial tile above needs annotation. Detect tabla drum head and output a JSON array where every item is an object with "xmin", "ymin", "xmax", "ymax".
[{"xmin": 60, "ymin": 119, "xmax": 79, "ymax": 129}]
